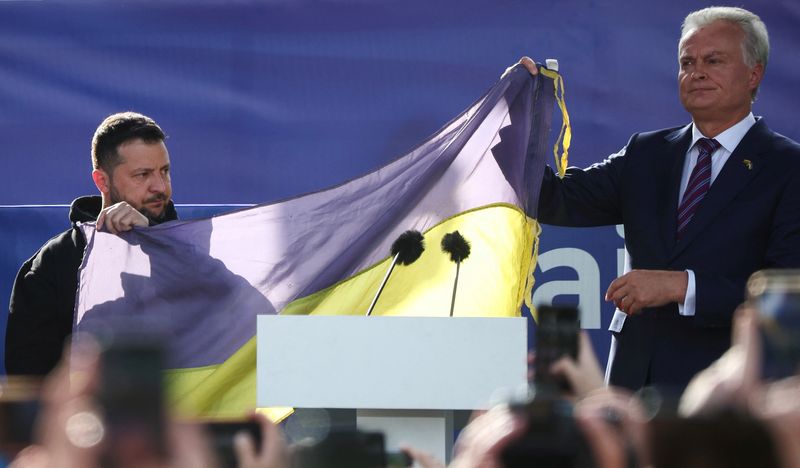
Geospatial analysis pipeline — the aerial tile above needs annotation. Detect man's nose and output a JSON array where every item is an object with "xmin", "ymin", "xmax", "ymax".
[
  {"xmin": 150, "ymin": 173, "xmax": 167, "ymax": 192},
  {"xmin": 691, "ymin": 65, "xmax": 707, "ymax": 79}
]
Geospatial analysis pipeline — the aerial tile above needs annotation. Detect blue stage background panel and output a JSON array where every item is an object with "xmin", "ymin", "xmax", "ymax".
[{"xmin": 1, "ymin": 0, "xmax": 798, "ymax": 374}]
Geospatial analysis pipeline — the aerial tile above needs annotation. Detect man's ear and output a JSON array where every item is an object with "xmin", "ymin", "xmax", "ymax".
[
  {"xmin": 748, "ymin": 62, "xmax": 765, "ymax": 94},
  {"xmin": 92, "ymin": 168, "xmax": 111, "ymax": 195}
]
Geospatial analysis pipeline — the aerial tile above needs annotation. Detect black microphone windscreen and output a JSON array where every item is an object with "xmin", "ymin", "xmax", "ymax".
[
  {"xmin": 390, "ymin": 230, "xmax": 425, "ymax": 265},
  {"xmin": 441, "ymin": 230, "xmax": 471, "ymax": 263}
]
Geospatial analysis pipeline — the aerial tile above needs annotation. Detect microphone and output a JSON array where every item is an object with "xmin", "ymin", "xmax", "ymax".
[
  {"xmin": 441, "ymin": 230, "xmax": 471, "ymax": 317},
  {"xmin": 365, "ymin": 230, "xmax": 425, "ymax": 316}
]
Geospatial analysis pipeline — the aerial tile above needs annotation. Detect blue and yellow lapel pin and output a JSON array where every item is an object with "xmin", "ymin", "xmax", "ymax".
[{"xmin": 742, "ymin": 159, "xmax": 753, "ymax": 170}]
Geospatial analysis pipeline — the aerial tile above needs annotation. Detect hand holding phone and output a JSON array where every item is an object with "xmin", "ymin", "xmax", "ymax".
[
  {"xmin": 205, "ymin": 420, "xmax": 262, "ymax": 468},
  {"xmin": 533, "ymin": 305, "xmax": 580, "ymax": 395},
  {"xmin": 747, "ymin": 269, "xmax": 800, "ymax": 380},
  {"xmin": 97, "ymin": 336, "xmax": 167, "ymax": 467}
]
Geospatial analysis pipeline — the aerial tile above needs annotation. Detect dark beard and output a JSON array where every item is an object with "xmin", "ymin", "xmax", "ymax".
[
  {"xmin": 142, "ymin": 206, "xmax": 168, "ymax": 224},
  {"xmin": 109, "ymin": 185, "xmax": 168, "ymax": 224}
]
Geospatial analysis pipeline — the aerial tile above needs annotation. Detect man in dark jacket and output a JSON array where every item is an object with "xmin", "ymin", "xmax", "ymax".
[
  {"xmin": 5, "ymin": 112, "xmax": 178, "ymax": 375},
  {"xmin": 521, "ymin": 6, "xmax": 800, "ymax": 393}
]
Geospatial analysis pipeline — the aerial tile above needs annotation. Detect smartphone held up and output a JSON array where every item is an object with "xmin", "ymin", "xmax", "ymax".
[{"xmin": 747, "ymin": 269, "xmax": 800, "ymax": 379}]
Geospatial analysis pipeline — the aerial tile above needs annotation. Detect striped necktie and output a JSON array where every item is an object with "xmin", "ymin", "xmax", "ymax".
[{"xmin": 677, "ymin": 138, "xmax": 720, "ymax": 239}]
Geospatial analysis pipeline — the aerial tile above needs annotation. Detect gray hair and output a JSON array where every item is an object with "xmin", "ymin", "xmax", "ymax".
[{"xmin": 680, "ymin": 7, "xmax": 769, "ymax": 97}]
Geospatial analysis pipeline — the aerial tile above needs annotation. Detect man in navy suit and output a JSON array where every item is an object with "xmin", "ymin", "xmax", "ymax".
[{"xmin": 523, "ymin": 6, "xmax": 800, "ymax": 393}]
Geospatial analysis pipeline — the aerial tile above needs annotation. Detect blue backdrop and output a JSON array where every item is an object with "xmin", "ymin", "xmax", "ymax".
[{"xmin": 2, "ymin": 0, "xmax": 798, "ymax": 372}]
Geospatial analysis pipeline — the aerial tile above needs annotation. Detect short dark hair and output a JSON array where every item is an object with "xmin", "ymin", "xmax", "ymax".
[{"xmin": 91, "ymin": 112, "xmax": 166, "ymax": 173}]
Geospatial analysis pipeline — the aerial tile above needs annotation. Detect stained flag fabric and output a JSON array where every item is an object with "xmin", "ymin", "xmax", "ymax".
[{"xmin": 74, "ymin": 65, "xmax": 566, "ymax": 418}]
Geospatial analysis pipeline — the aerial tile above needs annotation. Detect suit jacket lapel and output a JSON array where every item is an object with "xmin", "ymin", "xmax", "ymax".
[
  {"xmin": 671, "ymin": 119, "xmax": 770, "ymax": 259},
  {"xmin": 658, "ymin": 125, "xmax": 692, "ymax": 255}
]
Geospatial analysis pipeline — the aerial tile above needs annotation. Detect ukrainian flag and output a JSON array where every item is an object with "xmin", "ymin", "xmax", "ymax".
[{"xmin": 74, "ymin": 64, "xmax": 567, "ymax": 420}]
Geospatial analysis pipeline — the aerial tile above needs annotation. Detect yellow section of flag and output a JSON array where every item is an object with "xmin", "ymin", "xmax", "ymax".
[
  {"xmin": 165, "ymin": 337, "xmax": 292, "ymax": 422},
  {"xmin": 283, "ymin": 204, "xmax": 538, "ymax": 317},
  {"xmin": 164, "ymin": 204, "xmax": 539, "ymax": 419}
]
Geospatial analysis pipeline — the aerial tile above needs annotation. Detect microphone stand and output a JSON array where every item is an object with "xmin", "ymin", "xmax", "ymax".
[{"xmin": 366, "ymin": 253, "xmax": 399, "ymax": 317}]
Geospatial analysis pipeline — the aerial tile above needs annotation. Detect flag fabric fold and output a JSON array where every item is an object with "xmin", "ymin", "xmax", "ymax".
[{"xmin": 74, "ymin": 65, "xmax": 559, "ymax": 418}]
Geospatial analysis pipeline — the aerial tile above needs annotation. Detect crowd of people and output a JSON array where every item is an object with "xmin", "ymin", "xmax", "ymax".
[{"xmin": 2, "ymin": 296, "xmax": 799, "ymax": 467}]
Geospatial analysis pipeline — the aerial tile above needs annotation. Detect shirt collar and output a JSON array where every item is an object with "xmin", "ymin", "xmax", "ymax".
[{"xmin": 691, "ymin": 113, "xmax": 756, "ymax": 154}]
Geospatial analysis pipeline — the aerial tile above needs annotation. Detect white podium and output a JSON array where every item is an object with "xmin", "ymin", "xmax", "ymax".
[{"xmin": 257, "ymin": 316, "xmax": 527, "ymax": 464}]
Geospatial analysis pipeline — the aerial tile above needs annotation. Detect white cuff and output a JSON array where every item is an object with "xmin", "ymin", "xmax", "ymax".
[
  {"xmin": 608, "ymin": 309, "xmax": 627, "ymax": 332},
  {"xmin": 678, "ymin": 269, "xmax": 696, "ymax": 316}
]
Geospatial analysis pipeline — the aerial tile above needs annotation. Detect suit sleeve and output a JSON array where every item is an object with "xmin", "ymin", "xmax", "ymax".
[
  {"xmin": 762, "ymin": 160, "xmax": 800, "ymax": 269},
  {"xmin": 693, "ymin": 270, "xmax": 750, "ymax": 328},
  {"xmin": 695, "ymin": 152, "xmax": 800, "ymax": 327},
  {"xmin": 537, "ymin": 146, "xmax": 628, "ymax": 227}
]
